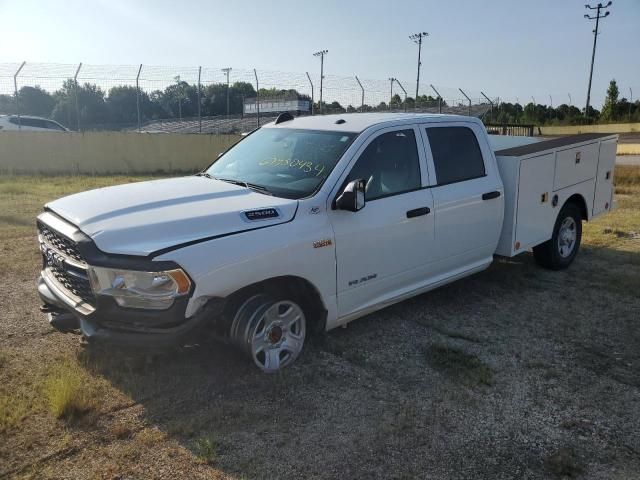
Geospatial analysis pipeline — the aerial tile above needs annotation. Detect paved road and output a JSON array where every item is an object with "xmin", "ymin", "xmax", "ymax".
[{"xmin": 617, "ymin": 155, "xmax": 640, "ymax": 166}]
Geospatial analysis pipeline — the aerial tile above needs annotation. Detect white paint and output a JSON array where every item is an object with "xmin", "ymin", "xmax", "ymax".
[{"xmin": 43, "ymin": 113, "xmax": 618, "ymax": 331}]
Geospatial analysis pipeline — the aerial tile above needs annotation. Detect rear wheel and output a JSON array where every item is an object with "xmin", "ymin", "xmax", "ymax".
[
  {"xmin": 533, "ymin": 202, "xmax": 582, "ymax": 270},
  {"xmin": 229, "ymin": 294, "xmax": 306, "ymax": 373}
]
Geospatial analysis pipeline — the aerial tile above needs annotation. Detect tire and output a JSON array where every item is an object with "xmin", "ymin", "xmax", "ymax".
[
  {"xmin": 229, "ymin": 294, "xmax": 306, "ymax": 373},
  {"xmin": 533, "ymin": 202, "xmax": 582, "ymax": 270}
]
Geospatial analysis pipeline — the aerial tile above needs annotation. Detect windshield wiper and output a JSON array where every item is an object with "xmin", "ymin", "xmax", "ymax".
[
  {"xmin": 196, "ymin": 172, "xmax": 213, "ymax": 178},
  {"xmin": 213, "ymin": 177, "xmax": 274, "ymax": 196}
]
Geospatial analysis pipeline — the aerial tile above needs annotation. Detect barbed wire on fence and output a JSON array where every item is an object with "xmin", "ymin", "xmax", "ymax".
[{"xmin": 8, "ymin": 61, "xmax": 615, "ymax": 134}]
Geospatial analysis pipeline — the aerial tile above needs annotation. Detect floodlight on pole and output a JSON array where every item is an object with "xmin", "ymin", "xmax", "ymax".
[
  {"xmin": 409, "ymin": 32, "xmax": 428, "ymax": 101},
  {"xmin": 584, "ymin": 1, "xmax": 612, "ymax": 116},
  {"xmin": 313, "ymin": 50, "xmax": 328, "ymax": 113}
]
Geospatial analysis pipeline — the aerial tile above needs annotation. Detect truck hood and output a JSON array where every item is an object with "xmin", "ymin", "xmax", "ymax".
[{"xmin": 46, "ymin": 176, "xmax": 298, "ymax": 256}]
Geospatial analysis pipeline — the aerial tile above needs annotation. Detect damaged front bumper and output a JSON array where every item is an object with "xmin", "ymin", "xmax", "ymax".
[{"xmin": 38, "ymin": 273, "xmax": 224, "ymax": 349}]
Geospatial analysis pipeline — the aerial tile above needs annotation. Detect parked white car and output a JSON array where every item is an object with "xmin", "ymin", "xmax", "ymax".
[
  {"xmin": 36, "ymin": 113, "xmax": 617, "ymax": 372},
  {"xmin": 0, "ymin": 115, "xmax": 68, "ymax": 132}
]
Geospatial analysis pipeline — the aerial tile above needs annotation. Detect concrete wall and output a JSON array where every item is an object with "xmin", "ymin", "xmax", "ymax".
[
  {"xmin": 617, "ymin": 144, "xmax": 640, "ymax": 155},
  {"xmin": 539, "ymin": 123, "xmax": 640, "ymax": 136},
  {"xmin": 0, "ymin": 131, "xmax": 242, "ymax": 174}
]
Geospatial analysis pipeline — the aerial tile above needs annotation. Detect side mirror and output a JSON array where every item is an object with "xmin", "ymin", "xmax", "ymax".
[{"xmin": 335, "ymin": 179, "xmax": 366, "ymax": 212}]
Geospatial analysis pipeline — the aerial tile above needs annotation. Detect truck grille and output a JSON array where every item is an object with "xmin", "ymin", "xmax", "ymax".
[
  {"xmin": 38, "ymin": 223, "xmax": 84, "ymax": 263},
  {"xmin": 38, "ymin": 222, "xmax": 95, "ymax": 307},
  {"xmin": 48, "ymin": 263, "xmax": 95, "ymax": 304}
]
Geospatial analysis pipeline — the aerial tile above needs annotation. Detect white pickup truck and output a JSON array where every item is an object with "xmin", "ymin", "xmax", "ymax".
[{"xmin": 36, "ymin": 113, "xmax": 617, "ymax": 372}]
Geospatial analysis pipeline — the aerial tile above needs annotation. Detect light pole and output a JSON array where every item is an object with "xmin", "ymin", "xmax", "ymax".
[
  {"xmin": 221, "ymin": 67, "xmax": 232, "ymax": 118},
  {"xmin": 409, "ymin": 32, "xmax": 428, "ymax": 102},
  {"xmin": 584, "ymin": 2, "xmax": 612, "ymax": 116},
  {"xmin": 313, "ymin": 50, "xmax": 328, "ymax": 113},
  {"xmin": 568, "ymin": 93, "xmax": 572, "ymax": 107}
]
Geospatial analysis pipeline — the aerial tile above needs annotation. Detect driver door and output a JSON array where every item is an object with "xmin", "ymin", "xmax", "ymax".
[{"xmin": 328, "ymin": 126, "xmax": 435, "ymax": 318}]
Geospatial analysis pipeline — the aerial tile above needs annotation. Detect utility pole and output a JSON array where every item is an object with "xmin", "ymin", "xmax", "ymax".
[
  {"xmin": 549, "ymin": 94, "xmax": 553, "ymax": 108},
  {"xmin": 221, "ymin": 67, "xmax": 232, "ymax": 118},
  {"xmin": 630, "ymin": 87, "xmax": 633, "ymax": 121},
  {"xmin": 584, "ymin": 2, "xmax": 612, "ymax": 116},
  {"xmin": 409, "ymin": 32, "xmax": 428, "ymax": 102},
  {"xmin": 568, "ymin": 93, "xmax": 572, "ymax": 107},
  {"xmin": 313, "ymin": 50, "xmax": 328, "ymax": 113}
]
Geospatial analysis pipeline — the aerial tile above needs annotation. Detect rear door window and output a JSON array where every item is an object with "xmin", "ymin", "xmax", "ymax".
[{"xmin": 425, "ymin": 126, "xmax": 485, "ymax": 185}]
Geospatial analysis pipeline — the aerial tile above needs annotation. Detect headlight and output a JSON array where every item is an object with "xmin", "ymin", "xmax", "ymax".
[{"xmin": 88, "ymin": 266, "xmax": 191, "ymax": 310}]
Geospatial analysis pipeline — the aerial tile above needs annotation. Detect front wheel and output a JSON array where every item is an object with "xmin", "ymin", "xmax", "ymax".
[
  {"xmin": 533, "ymin": 202, "xmax": 583, "ymax": 270},
  {"xmin": 229, "ymin": 294, "xmax": 307, "ymax": 373}
]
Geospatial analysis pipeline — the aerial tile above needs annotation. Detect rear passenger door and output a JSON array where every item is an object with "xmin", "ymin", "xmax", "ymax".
[{"xmin": 422, "ymin": 123, "xmax": 503, "ymax": 274}]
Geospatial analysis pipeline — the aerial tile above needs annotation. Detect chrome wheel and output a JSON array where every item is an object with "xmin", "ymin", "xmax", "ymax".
[
  {"xmin": 557, "ymin": 217, "xmax": 577, "ymax": 258},
  {"xmin": 230, "ymin": 295, "xmax": 306, "ymax": 373}
]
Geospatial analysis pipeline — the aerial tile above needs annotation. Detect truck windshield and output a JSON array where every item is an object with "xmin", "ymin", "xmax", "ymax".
[{"xmin": 206, "ymin": 128, "xmax": 357, "ymax": 199}]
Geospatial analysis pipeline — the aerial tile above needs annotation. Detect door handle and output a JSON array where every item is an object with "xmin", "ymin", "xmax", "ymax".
[
  {"xmin": 406, "ymin": 207, "xmax": 431, "ymax": 218},
  {"xmin": 482, "ymin": 191, "xmax": 501, "ymax": 200}
]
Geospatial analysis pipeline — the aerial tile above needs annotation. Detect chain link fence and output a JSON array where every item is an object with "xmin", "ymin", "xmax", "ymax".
[{"xmin": 0, "ymin": 62, "xmax": 497, "ymax": 134}]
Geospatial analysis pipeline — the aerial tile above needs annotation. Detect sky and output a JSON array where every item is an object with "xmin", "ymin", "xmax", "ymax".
[{"xmin": 1, "ymin": 0, "xmax": 638, "ymax": 109}]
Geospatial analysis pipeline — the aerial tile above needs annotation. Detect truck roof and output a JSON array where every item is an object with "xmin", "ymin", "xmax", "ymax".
[{"xmin": 263, "ymin": 112, "xmax": 477, "ymax": 133}]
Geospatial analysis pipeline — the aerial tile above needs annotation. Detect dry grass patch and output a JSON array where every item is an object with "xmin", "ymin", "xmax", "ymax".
[
  {"xmin": 135, "ymin": 427, "xmax": 167, "ymax": 445},
  {"xmin": 583, "ymin": 165, "xmax": 640, "ymax": 250},
  {"xmin": 614, "ymin": 165, "xmax": 640, "ymax": 186},
  {"xmin": 0, "ymin": 393, "xmax": 33, "ymax": 433},
  {"xmin": 43, "ymin": 359, "xmax": 100, "ymax": 420},
  {"xmin": 107, "ymin": 421, "xmax": 134, "ymax": 440}
]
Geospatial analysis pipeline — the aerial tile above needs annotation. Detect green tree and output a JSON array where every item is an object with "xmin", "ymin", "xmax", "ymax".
[
  {"xmin": 0, "ymin": 94, "xmax": 16, "ymax": 114},
  {"xmin": 106, "ymin": 85, "xmax": 159, "ymax": 127},
  {"xmin": 51, "ymin": 80, "xmax": 109, "ymax": 130},
  {"xmin": 600, "ymin": 79, "xmax": 619, "ymax": 122},
  {"xmin": 18, "ymin": 86, "xmax": 55, "ymax": 116},
  {"xmin": 389, "ymin": 93, "xmax": 403, "ymax": 109}
]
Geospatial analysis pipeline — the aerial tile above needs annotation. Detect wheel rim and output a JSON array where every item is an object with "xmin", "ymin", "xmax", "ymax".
[
  {"xmin": 231, "ymin": 297, "xmax": 306, "ymax": 373},
  {"xmin": 557, "ymin": 217, "xmax": 577, "ymax": 258},
  {"xmin": 250, "ymin": 301, "xmax": 305, "ymax": 372}
]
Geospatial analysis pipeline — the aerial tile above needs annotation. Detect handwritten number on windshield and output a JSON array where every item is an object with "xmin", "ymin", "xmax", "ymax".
[{"xmin": 259, "ymin": 158, "xmax": 327, "ymax": 177}]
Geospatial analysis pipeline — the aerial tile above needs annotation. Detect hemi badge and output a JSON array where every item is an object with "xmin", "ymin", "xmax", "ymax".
[
  {"xmin": 244, "ymin": 208, "xmax": 279, "ymax": 221},
  {"xmin": 313, "ymin": 239, "xmax": 332, "ymax": 248}
]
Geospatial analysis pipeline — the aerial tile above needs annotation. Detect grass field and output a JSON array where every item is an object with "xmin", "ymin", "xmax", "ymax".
[{"xmin": 0, "ymin": 167, "xmax": 639, "ymax": 479}]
